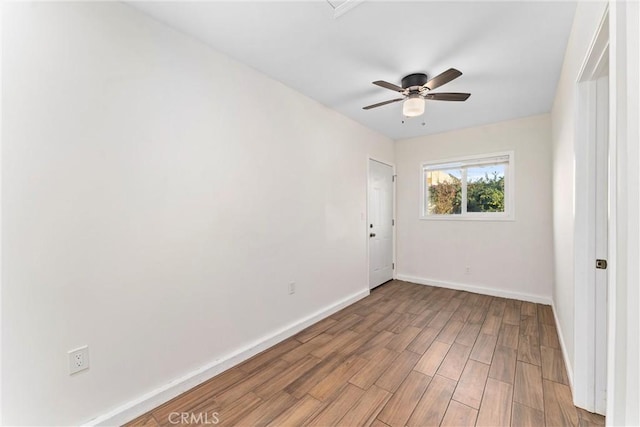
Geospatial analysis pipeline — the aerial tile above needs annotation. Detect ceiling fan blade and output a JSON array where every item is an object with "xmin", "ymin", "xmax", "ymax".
[
  {"xmin": 424, "ymin": 68, "xmax": 463, "ymax": 90},
  {"xmin": 373, "ymin": 80, "xmax": 405, "ymax": 92},
  {"xmin": 425, "ymin": 92, "xmax": 471, "ymax": 101},
  {"xmin": 362, "ymin": 98, "xmax": 404, "ymax": 110}
]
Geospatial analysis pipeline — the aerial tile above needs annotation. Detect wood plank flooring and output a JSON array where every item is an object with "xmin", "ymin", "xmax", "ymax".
[{"xmin": 126, "ymin": 280, "xmax": 605, "ymax": 427}]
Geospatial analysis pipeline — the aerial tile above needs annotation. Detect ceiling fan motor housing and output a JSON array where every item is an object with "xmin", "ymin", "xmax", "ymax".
[{"xmin": 401, "ymin": 73, "xmax": 429, "ymax": 89}]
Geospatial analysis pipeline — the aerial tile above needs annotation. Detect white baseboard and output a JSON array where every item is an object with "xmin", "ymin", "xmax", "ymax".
[
  {"xmin": 395, "ymin": 274, "xmax": 553, "ymax": 305},
  {"xmin": 551, "ymin": 301, "xmax": 574, "ymax": 393},
  {"xmin": 85, "ymin": 288, "xmax": 370, "ymax": 426}
]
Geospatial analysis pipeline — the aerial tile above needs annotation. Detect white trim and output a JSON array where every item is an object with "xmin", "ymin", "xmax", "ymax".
[
  {"xmin": 0, "ymin": 1, "xmax": 3, "ymax": 420},
  {"xmin": 607, "ymin": 2, "xmax": 640, "ymax": 424},
  {"xmin": 395, "ymin": 274, "xmax": 552, "ymax": 305},
  {"xmin": 421, "ymin": 151, "xmax": 514, "ymax": 168},
  {"xmin": 552, "ymin": 301, "xmax": 575, "ymax": 394},
  {"xmin": 420, "ymin": 150, "xmax": 515, "ymax": 221},
  {"xmin": 391, "ymin": 161, "xmax": 397, "ymax": 280},
  {"xmin": 607, "ymin": 3, "xmax": 619, "ymax": 423},
  {"xmin": 422, "ymin": 154, "xmax": 511, "ymax": 170},
  {"xmin": 84, "ymin": 288, "xmax": 369, "ymax": 426},
  {"xmin": 419, "ymin": 215, "xmax": 515, "ymax": 222}
]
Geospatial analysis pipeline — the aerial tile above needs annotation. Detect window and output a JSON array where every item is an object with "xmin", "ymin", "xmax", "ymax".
[{"xmin": 421, "ymin": 152, "xmax": 514, "ymax": 220}]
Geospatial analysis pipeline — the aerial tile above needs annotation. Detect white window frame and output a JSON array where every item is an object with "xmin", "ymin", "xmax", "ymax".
[{"xmin": 420, "ymin": 151, "xmax": 515, "ymax": 221}]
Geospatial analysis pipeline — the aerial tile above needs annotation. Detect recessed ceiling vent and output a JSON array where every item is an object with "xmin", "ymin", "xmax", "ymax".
[{"xmin": 326, "ymin": 0, "xmax": 365, "ymax": 18}]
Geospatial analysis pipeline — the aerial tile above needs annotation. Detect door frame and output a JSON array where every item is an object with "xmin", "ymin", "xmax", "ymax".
[
  {"xmin": 607, "ymin": 1, "xmax": 640, "ymax": 423},
  {"xmin": 366, "ymin": 157, "xmax": 396, "ymax": 290},
  {"xmin": 573, "ymin": 7, "xmax": 611, "ymax": 413}
]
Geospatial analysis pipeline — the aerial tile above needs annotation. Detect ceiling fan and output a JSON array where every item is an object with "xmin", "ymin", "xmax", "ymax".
[{"xmin": 363, "ymin": 68, "xmax": 470, "ymax": 118}]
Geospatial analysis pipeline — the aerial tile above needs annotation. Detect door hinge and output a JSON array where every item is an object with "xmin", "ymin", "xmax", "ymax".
[
  {"xmin": 596, "ymin": 259, "xmax": 608, "ymax": 269},
  {"xmin": 392, "ymin": 175, "xmax": 397, "ymax": 182},
  {"xmin": 392, "ymin": 263, "xmax": 395, "ymax": 270},
  {"xmin": 392, "ymin": 219, "xmax": 395, "ymax": 226}
]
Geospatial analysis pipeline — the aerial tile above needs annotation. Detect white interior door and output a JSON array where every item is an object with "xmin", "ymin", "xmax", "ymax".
[
  {"xmin": 574, "ymin": 15, "xmax": 609, "ymax": 414},
  {"xmin": 368, "ymin": 159, "xmax": 394, "ymax": 289},
  {"xmin": 594, "ymin": 74, "xmax": 608, "ymax": 415}
]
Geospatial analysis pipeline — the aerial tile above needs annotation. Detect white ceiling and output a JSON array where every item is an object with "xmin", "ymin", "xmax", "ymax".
[{"xmin": 128, "ymin": 1, "xmax": 576, "ymax": 140}]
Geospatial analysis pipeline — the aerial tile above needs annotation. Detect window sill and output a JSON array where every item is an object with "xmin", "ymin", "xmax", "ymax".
[{"xmin": 419, "ymin": 214, "xmax": 515, "ymax": 222}]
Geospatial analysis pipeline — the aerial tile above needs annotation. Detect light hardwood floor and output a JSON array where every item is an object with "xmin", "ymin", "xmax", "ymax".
[{"xmin": 127, "ymin": 280, "xmax": 605, "ymax": 427}]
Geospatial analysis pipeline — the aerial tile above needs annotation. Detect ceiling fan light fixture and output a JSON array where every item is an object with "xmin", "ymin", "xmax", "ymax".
[{"xmin": 403, "ymin": 95, "xmax": 425, "ymax": 117}]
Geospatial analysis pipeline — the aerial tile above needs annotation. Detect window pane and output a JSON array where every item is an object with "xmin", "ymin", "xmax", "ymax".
[
  {"xmin": 426, "ymin": 169, "xmax": 462, "ymax": 215},
  {"xmin": 466, "ymin": 164, "xmax": 505, "ymax": 213}
]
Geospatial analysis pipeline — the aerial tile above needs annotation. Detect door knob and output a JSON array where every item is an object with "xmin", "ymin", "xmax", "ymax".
[{"xmin": 370, "ymin": 233, "xmax": 376, "ymax": 237}]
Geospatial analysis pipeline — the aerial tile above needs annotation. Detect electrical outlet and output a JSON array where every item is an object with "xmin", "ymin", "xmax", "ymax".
[
  {"xmin": 465, "ymin": 266, "xmax": 471, "ymax": 274},
  {"xmin": 288, "ymin": 282, "xmax": 296, "ymax": 295},
  {"xmin": 68, "ymin": 345, "xmax": 89, "ymax": 375}
]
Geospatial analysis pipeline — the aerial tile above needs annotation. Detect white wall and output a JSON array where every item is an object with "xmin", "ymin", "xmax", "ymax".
[
  {"xmin": 550, "ymin": 0, "xmax": 608, "ymax": 387},
  {"xmin": 395, "ymin": 114, "xmax": 554, "ymax": 302},
  {"xmin": 1, "ymin": 2, "xmax": 393, "ymax": 425}
]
